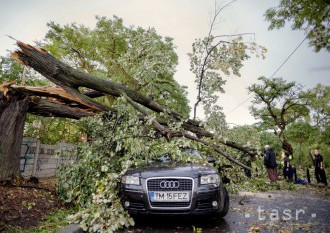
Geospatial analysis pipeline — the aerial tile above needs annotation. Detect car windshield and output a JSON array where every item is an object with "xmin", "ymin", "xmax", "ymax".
[
  {"xmin": 183, "ymin": 149, "xmax": 202, "ymax": 158},
  {"xmin": 150, "ymin": 149, "xmax": 203, "ymax": 164}
]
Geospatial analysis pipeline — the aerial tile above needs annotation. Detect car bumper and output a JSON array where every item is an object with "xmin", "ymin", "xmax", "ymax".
[{"xmin": 121, "ymin": 183, "xmax": 223, "ymax": 216}]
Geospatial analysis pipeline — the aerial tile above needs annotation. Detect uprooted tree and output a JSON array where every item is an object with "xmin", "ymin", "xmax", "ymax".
[{"xmin": 0, "ymin": 41, "xmax": 257, "ymax": 181}]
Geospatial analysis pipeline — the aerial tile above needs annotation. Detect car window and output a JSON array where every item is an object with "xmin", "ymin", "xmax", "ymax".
[
  {"xmin": 153, "ymin": 154, "xmax": 172, "ymax": 163},
  {"xmin": 182, "ymin": 149, "xmax": 202, "ymax": 159},
  {"xmin": 148, "ymin": 149, "xmax": 203, "ymax": 164}
]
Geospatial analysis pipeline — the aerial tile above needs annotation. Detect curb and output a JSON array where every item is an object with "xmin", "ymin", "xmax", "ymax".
[{"xmin": 57, "ymin": 224, "xmax": 84, "ymax": 233}]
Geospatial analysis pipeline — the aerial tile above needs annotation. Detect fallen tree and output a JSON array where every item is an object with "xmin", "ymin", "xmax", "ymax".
[{"xmin": 0, "ymin": 41, "xmax": 256, "ymax": 180}]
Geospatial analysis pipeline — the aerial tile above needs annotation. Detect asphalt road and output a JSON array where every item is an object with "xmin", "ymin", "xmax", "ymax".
[{"xmin": 120, "ymin": 187, "xmax": 330, "ymax": 233}]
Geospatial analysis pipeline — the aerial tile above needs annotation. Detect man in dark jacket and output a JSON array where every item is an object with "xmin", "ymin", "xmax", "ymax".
[
  {"xmin": 264, "ymin": 145, "xmax": 277, "ymax": 182},
  {"xmin": 313, "ymin": 149, "xmax": 327, "ymax": 185}
]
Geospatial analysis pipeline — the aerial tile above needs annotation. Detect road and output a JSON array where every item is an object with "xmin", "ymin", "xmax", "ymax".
[{"xmin": 120, "ymin": 187, "xmax": 330, "ymax": 233}]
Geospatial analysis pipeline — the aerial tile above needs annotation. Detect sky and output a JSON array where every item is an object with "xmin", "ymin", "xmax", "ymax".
[{"xmin": 1, "ymin": 0, "xmax": 329, "ymax": 126}]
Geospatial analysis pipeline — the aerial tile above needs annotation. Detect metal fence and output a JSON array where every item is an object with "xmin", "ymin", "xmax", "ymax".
[{"xmin": 20, "ymin": 137, "xmax": 77, "ymax": 178}]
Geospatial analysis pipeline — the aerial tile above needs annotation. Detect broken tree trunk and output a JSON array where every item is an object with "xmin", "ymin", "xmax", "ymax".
[
  {"xmin": 0, "ymin": 90, "xmax": 29, "ymax": 180},
  {"xmin": 0, "ymin": 82, "xmax": 98, "ymax": 180}
]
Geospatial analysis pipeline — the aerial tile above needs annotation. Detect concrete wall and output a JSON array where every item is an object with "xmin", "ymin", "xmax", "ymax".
[{"xmin": 20, "ymin": 137, "xmax": 76, "ymax": 178}]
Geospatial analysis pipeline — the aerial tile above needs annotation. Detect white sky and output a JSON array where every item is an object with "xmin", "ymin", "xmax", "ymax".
[{"xmin": 1, "ymin": 0, "xmax": 329, "ymax": 125}]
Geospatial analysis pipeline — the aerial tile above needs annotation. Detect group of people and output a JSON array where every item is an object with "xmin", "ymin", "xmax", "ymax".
[{"xmin": 263, "ymin": 145, "xmax": 327, "ymax": 186}]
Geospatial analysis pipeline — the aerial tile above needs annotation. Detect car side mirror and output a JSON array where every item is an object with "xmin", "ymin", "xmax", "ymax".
[{"xmin": 207, "ymin": 157, "xmax": 216, "ymax": 163}]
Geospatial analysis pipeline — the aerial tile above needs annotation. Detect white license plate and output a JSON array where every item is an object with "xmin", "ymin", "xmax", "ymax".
[{"xmin": 150, "ymin": 191, "xmax": 190, "ymax": 202}]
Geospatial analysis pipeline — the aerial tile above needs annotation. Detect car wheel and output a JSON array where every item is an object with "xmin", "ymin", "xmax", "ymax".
[{"xmin": 217, "ymin": 186, "xmax": 229, "ymax": 217}]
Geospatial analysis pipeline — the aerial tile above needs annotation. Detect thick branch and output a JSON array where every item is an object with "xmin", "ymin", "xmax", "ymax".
[
  {"xmin": 7, "ymin": 85, "xmax": 101, "ymax": 111},
  {"xmin": 28, "ymin": 96, "xmax": 95, "ymax": 119}
]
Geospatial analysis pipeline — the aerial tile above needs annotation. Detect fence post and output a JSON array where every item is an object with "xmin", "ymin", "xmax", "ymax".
[
  {"xmin": 55, "ymin": 142, "xmax": 62, "ymax": 176},
  {"xmin": 32, "ymin": 139, "xmax": 40, "ymax": 177}
]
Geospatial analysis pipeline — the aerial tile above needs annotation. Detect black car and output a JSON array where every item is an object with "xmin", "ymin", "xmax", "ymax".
[{"xmin": 120, "ymin": 151, "xmax": 229, "ymax": 217}]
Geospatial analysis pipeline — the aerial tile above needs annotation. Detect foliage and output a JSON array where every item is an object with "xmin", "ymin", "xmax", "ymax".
[
  {"xmin": 189, "ymin": 34, "xmax": 266, "ymax": 121},
  {"xmin": 208, "ymin": 125, "xmax": 263, "ymax": 188},
  {"xmin": 248, "ymin": 77, "xmax": 310, "ymax": 153},
  {"xmin": 0, "ymin": 57, "xmax": 23, "ymax": 83},
  {"xmin": 24, "ymin": 115, "xmax": 83, "ymax": 144},
  {"xmin": 265, "ymin": 0, "xmax": 330, "ymax": 52},
  {"xmin": 0, "ymin": 57, "xmax": 50, "ymax": 86},
  {"xmin": 41, "ymin": 16, "xmax": 190, "ymax": 116},
  {"xmin": 259, "ymin": 131, "xmax": 282, "ymax": 154},
  {"xmin": 225, "ymin": 124, "xmax": 262, "ymax": 150},
  {"xmin": 204, "ymin": 105, "xmax": 227, "ymax": 135},
  {"xmin": 188, "ymin": 2, "xmax": 266, "ymax": 121},
  {"xmin": 304, "ymin": 84, "xmax": 330, "ymax": 145},
  {"xmin": 57, "ymin": 101, "xmax": 206, "ymax": 232},
  {"xmin": 286, "ymin": 121, "xmax": 314, "ymax": 144}
]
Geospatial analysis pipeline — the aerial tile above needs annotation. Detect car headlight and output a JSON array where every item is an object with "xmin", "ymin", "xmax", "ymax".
[
  {"xmin": 122, "ymin": 175, "xmax": 140, "ymax": 185},
  {"xmin": 200, "ymin": 174, "xmax": 220, "ymax": 186}
]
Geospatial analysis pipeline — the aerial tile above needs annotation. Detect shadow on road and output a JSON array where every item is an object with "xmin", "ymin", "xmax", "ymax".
[{"xmin": 121, "ymin": 215, "xmax": 229, "ymax": 232}]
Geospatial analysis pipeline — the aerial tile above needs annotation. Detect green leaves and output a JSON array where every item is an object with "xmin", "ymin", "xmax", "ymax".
[
  {"xmin": 42, "ymin": 16, "xmax": 190, "ymax": 116},
  {"xmin": 249, "ymin": 77, "xmax": 309, "ymax": 133},
  {"xmin": 189, "ymin": 29, "xmax": 266, "ymax": 121},
  {"xmin": 265, "ymin": 0, "xmax": 330, "ymax": 52}
]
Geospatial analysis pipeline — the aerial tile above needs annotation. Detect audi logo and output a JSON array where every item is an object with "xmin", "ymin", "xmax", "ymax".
[{"xmin": 160, "ymin": 180, "xmax": 180, "ymax": 189}]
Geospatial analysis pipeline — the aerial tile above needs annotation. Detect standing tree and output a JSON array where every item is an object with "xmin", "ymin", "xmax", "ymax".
[
  {"xmin": 248, "ymin": 77, "xmax": 310, "ymax": 154},
  {"xmin": 265, "ymin": 0, "xmax": 330, "ymax": 52}
]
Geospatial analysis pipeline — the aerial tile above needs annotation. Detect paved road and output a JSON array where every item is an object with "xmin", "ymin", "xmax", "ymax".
[{"xmin": 120, "ymin": 187, "xmax": 330, "ymax": 233}]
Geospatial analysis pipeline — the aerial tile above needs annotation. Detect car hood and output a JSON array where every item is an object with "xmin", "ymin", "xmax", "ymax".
[{"xmin": 125, "ymin": 163, "xmax": 216, "ymax": 179}]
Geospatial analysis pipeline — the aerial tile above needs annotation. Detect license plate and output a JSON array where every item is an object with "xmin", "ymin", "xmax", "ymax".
[{"xmin": 150, "ymin": 191, "xmax": 190, "ymax": 202}]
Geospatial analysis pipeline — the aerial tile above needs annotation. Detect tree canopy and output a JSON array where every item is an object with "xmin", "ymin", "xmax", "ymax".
[
  {"xmin": 41, "ymin": 16, "xmax": 190, "ymax": 116},
  {"xmin": 248, "ymin": 76, "xmax": 310, "ymax": 154},
  {"xmin": 265, "ymin": 0, "xmax": 330, "ymax": 52}
]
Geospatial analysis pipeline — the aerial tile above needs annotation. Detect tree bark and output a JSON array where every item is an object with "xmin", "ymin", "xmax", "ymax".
[{"xmin": 0, "ymin": 90, "xmax": 29, "ymax": 180}]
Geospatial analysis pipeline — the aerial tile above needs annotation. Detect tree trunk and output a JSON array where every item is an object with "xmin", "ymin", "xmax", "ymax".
[{"xmin": 0, "ymin": 90, "xmax": 29, "ymax": 180}]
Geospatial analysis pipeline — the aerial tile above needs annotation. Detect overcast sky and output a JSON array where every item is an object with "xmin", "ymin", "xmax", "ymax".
[{"xmin": 1, "ymin": 0, "xmax": 329, "ymax": 125}]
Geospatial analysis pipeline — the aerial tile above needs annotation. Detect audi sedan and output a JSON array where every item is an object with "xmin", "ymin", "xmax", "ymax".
[{"xmin": 120, "ymin": 151, "xmax": 229, "ymax": 218}]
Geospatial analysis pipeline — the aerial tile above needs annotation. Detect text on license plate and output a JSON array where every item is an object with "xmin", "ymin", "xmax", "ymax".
[{"xmin": 150, "ymin": 191, "xmax": 190, "ymax": 202}]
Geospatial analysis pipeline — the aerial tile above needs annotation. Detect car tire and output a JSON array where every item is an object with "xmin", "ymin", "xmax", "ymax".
[{"xmin": 217, "ymin": 186, "xmax": 229, "ymax": 218}]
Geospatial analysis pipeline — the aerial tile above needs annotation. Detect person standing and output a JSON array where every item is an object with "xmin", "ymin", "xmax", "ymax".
[
  {"xmin": 264, "ymin": 145, "xmax": 277, "ymax": 182},
  {"xmin": 313, "ymin": 149, "xmax": 327, "ymax": 185},
  {"xmin": 283, "ymin": 151, "xmax": 293, "ymax": 182}
]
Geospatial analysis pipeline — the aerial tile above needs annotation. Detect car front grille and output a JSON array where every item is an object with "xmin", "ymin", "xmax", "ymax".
[
  {"xmin": 147, "ymin": 178, "xmax": 193, "ymax": 191},
  {"xmin": 147, "ymin": 177, "xmax": 193, "ymax": 209}
]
